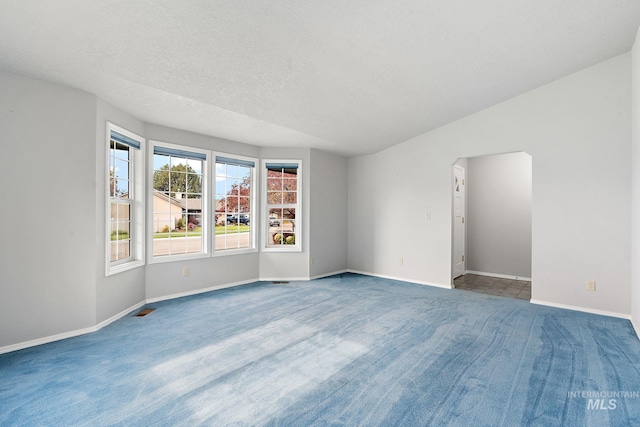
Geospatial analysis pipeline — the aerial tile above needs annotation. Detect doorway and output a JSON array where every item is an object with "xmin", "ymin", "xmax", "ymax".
[{"xmin": 451, "ymin": 152, "xmax": 532, "ymax": 299}]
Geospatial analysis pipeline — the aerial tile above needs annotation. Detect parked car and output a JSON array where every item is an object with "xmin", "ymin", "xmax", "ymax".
[
  {"xmin": 227, "ymin": 214, "xmax": 250, "ymax": 225},
  {"xmin": 269, "ymin": 218, "xmax": 280, "ymax": 227}
]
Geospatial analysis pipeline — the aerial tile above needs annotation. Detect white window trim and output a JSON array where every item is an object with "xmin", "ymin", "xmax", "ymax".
[
  {"xmin": 262, "ymin": 159, "xmax": 302, "ymax": 252},
  {"xmin": 147, "ymin": 140, "xmax": 209, "ymax": 264},
  {"xmin": 105, "ymin": 122, "xmax": 145, "ymax": 276},
  {"xmin": 213, "ymin": 152, "xmax": 258, "ymax": 257}
]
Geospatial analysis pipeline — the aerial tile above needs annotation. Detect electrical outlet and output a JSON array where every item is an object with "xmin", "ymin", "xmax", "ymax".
[
  {"xmin": 586, "ymin": 280, "xmax": 596, "ymax": 291},
  {"xmin": 182, "ymin": 267, "xmax": 189, "ymax": 277},
  {"xmin": 426, "ymin": 211, "xmax": 431, "ymax": 220},
  {"xmin": 399, "ymin": 257, "xmax": 404, "ymax": 266},
  {"xmin": 310, "ymin": 257, "xmax": 314, "ymax": 265}
]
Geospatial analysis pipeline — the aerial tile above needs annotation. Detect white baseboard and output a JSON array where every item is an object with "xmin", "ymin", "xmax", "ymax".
[
  {"xmin": 347, "ymin": 269, "xmax": 452, "ymax": 289},
  {"xmin": 465, "ymin": 270, "xmax": 532, "ymax": 281},
  {"xmin": 309, "ymin": 269, "xmax": 349, "ymax": 280},
  {"xmin": 146, "ymin": 278, "xmax": 259, "ymax": 304},
  {"xmin": 258, "ymin": 276, "xmax": 309, "ymax": 283},
  {"xmin": 529, "ymin": 299, "xmax": 631, "ymax": 320},
  {"xmin": 0, "ymin": 326, "xmax": 97, "ymax": 355},
  {"xmin": 0, "ymin": 301, "xmax": 147, "ymax": 355},
  {"xmin": 95, "ymin": 301, "xmax": 146, "ymax": 330},
  {"xmin": 260, "ymin": 270, "xmax": 349, "ymax": 282}
]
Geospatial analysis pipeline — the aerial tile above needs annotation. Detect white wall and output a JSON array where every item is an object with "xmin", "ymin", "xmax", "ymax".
[
  {"xmin": 309, "ymin": 149, "xmax": 348, "ymax": 278},
  {"xmin": 0, "ymin": 71, "xmax": 98, "ymax": 347},
  {"xmin": 348, "ymin": 53, "xmax": 631, "ymax": 317},
  {"xmin": 466, "ymin": 152, "xmax": 532, "ymax": 278},
  {"xmin": 631, "ymin": 28, "xmax": 640, "ymax": 337}
]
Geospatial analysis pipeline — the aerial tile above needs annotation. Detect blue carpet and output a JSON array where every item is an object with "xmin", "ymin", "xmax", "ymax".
[{"xmin": 1, "ymin": 273, "xmax": 640, "ymax": 426}]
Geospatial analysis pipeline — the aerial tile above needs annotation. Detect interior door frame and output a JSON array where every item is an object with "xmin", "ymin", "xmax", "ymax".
[{"xmin": 452, "ymin": 164, "xmax": 466, "ymax": 283}]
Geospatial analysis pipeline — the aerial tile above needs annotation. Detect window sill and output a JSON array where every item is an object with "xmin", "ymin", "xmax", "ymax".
[
  {"xmin": 262, "ymin": 246, "xmax": 302, "ymax": 253},
  {"xmin": 148, "ymin": 252, "xmax": 210, "ymax": 264},
  {"xmin": 106, "ymin": 259, "xmax": 145, "ymax": 277},
  {"xmin": 213, "ymin": 248, "xmax": 258, "ymax": 257}
]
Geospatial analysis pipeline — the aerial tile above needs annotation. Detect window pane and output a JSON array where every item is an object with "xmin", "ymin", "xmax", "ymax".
[
  {"xmin": 187, "ymin": 175, "xmax": 202, "ymax": 194},
  {"xmin": 226, "ymin": 178, "xmax": 239, "ymax": 194},
  {"xmin": 171, "ymin": 156, "xmax": 187, "ymax": 167},
  {"xmin": 269, "ymin": 229, "xmax": 295, "ymax": 245},
  {"xmin": 267, "ymin": 177, "xmax": 283, "ymax": 191},
  {"xmin": 153, "ymin": 169, "xmax": 170, "ymax": 192},
  {"xmin": 174, "ymin": 172, "xmax": 186, "ymax": 196},
  {"xmin": 187, "ymin": 158, "xmax": 202, "ymax": 174},
  {"xmin": 215, "ymin": 177, "xmax": 226, "ymax": 196},
  {"xmin": 109, "ymin": 241, "xmax": 117, "ymax": 261},
  {"xmin": 283, "ymin": 178, "xmax": 297, "ymax": 191},
  {"xmin": 283, "ymin": 191, "xmax": 297, "ymax": 204},
  {"xmin": 111, "ymin": 220, "xmax": 130, "ymax": 238},
  {"xmin": 187, "ymin": 236, "xmax": 202, "ymax": 254},
  {"xmin": 115, "ymin": 179, "xmax": 129, "ymax": 198},
  {"xmin": 239, "ymin": 197, "xmax": 251, "ymax": 213},
  {"xmin": 239, "ymin": 166, "xmax": 251, "ymax": 179},
  {"xmin": 227, "ymin": 164, "xmax": 239, "ymax": 178},
  {"xmin": 268, "ymin": 208, "xmax": 282, "ymax": 219},
  {"xmin": 172, "ymin": 236, "xmax": 188, "ymax": 254},
  {"xmin": 215, "ymin": 196, "xmax": 225, "ymax": 214},
  {"xmin": 109, "ymin": 174, "xmax": 116, "ymax": 197},
  {"xmin": 110, "ymin": 242, "xmax": 123, "ymax": 261},
  {"xmin": 267, "ymin": 191, "xmax": 282, "ymax": 204},
  {"xmin": 114, "ymin": 158, "xmax": 129, "ymax": 179},
  {"xmin": 117, "ymin": 203, "xmax": 130, "ymax": 221},
  {"xmin": 153, "ymin": 154, "xmax": 168, "ymax": 170},
  {"xmin": 184, "ymin": 196, "xmax": 201, "ymax": 210},
  {"xmin": 153, "ymin": 213, "xmax": 172, "ymax": 233},
  {"xmin": 113, "ymin": 142, "xmax": 130, "ymax": 161},
  {"xmin": 225, "ymin": 234, "xmax": 240, "ymax": 250}
]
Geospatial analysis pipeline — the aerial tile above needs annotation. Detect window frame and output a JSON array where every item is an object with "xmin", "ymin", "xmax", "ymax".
[
  {"xmin": 105, "ymin": 122, "xmax": 145, "ymax": 276},
  {"xmin": 148, "ymin": 140, "xmax": 209, "ymax": 264},
  {"xmin": 262, "ymin": 159, "xmax": 302, "ymax": 252},
  {"xmin": 213, "ymin": 152, "xmax": 258, "ymax": 256}
]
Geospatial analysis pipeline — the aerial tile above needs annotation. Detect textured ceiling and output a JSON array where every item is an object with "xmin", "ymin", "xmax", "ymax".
[{"xmin": 2, "ymin": 1, "xmax": 640, "ymax": 156}]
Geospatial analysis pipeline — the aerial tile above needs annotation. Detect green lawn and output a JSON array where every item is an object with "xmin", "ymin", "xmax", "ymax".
[
  {"xmin": 110, "ymin": 230, "xmax": 129, "ymax": 241},
  {"xmin": 215, "ymin": 225, "xmax": 250, "ymax": 235},
  {"xmin": 151, "ymin": 225, "xmax": 250, "ymax": 238},
  {"xmin": 153, "ymin": 227, "xmax": 202, "ymax": 239}
]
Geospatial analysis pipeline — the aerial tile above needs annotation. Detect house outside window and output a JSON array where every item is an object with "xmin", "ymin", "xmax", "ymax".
[
  {"xmin": 215, "ymin": 155, "xmax": 256, "ymax": 253},
  {"xmin": 106, "ymin": 123, "xmax": 145, "ymax": 275},
  {"xmin": 151, "ymin": 142, "xmax": 207, "ymax": 260},
  {"xmin": 263, "ymin": 160, "xmax": 301, "ymax": 251}
]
